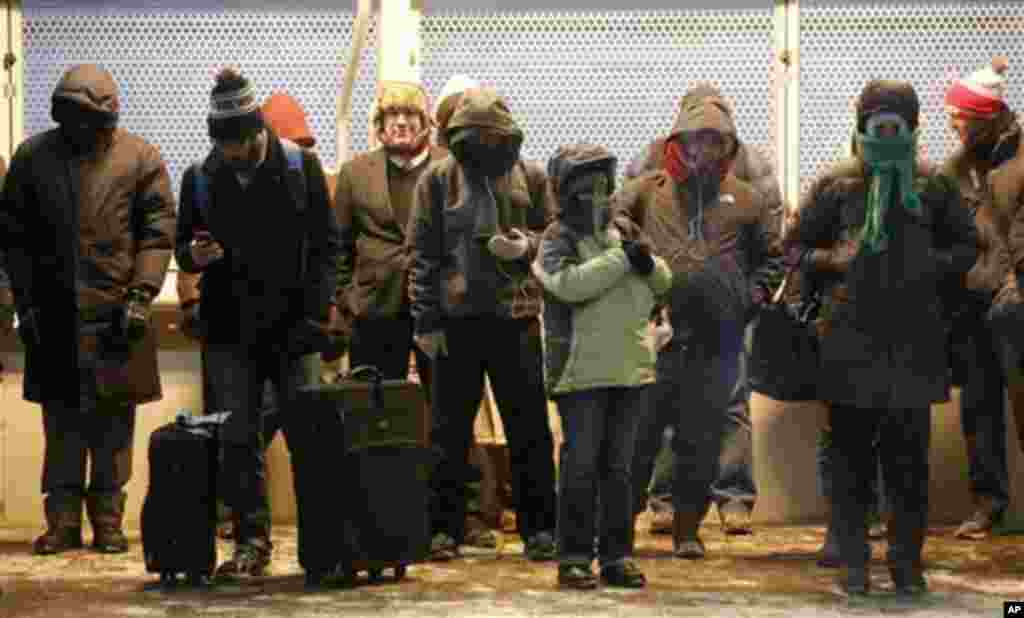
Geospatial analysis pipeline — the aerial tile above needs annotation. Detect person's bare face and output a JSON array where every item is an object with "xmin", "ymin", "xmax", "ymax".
[
  {"xmin": 217, "ymin": 130, "xmax": 265, "ymax": 172},
  {"xmin": 380, "ymin": 109, "xmax": 424, "ymax": 150}
]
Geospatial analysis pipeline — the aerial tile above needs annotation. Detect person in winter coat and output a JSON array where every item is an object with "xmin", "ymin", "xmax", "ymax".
[
  {"xmin": 178, "ymin": 90, "xmax": 331, "ymax": 541},
  {"xmin": 535, "ymin": 144, "xmax": 672, "ymax": 589},
  {"xmin": 0, "ymin": 64, "xmax": 176, "ymax": 555},
  {"xmin": 174, "ymin": 68, "xmax": 341, "ymax": 578},
  {"xmin": 784, "ymin": 80, "xmax": 978, "ymax": 596},
  {"xmin": 624, "ymin": 84, "xmax": 779, "ymax": 536},
  {"xmin": 407, "ymin": 86, "xmax": 558, "ymax": 562},
  {"xmin": 943, "ymin": 57, "xmax": 1020, "ymax": 540},
  {"xmin": 336, "ymin": 80, "xmax": 446, "ymax": 397},
  {"xmin": 615, "ymin": 90, "xmax": 781, "ymax": 560}
]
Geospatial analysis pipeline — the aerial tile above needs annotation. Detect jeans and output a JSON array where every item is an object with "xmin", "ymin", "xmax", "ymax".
[
  {"xmin": 958, "ymin": 312, "xmax": 1009, "ymax": 513},
  {"xmin": 556, "ymin": 386, "xmax": 647, "ymax": 567},
  {"xmin": 204, "ymin": 343, "xmax": 318, "ymax": 520},
  {"xmin": 633, "ymin": 326, "xmax": 744, "ymax": 523}
]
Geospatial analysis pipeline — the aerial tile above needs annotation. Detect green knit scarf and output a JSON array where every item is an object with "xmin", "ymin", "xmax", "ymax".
[{"xmin": 853, "ymin": 121, "xmax": 922, "ymax": 255}]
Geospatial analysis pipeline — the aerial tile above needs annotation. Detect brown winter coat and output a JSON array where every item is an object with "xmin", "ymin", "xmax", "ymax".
[
  {"xmin": 613, "ymin": 97, "xmax": 781, "ymax": 351},
  {"xmin": 0, "ymin": 126, "xmax": 175, "ymax": 407},
  {"xmin": 785, "ymin": 157, "xmax": 978, "ymax": 409},
  {"xmin": 335, "ymin": 145, "xmax": 449, "ymax": 320}
]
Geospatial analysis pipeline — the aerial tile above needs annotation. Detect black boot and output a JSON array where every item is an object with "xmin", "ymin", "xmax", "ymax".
[{"xmin": 33, "ymin": 492, "xmax": 83, "ymax": 555}]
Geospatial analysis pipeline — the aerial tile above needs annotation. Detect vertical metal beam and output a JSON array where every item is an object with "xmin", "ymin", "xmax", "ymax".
[
  {"xmin": 1, "ymin": 0, "xmax": 22, "ymax": 164},
  {"xmin": 774, "ymin": 0, "xmax": 800, "ymax": 226}
]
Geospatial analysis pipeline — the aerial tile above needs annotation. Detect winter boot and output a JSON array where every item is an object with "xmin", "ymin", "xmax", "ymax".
[
  {"xmin": 33, "ymin": 492, "xmax": 83, "ymax": 555},
  {"xmin": 672, "ymin": 509, "xmax": 706, "ymax": 559},
  {"xmin": 955, "ymin": 494, "xmax": 1004, "ymax": 540},
  {"xmin": 86, "ymin": 491, "xmax": 129, "ymax": 553}
]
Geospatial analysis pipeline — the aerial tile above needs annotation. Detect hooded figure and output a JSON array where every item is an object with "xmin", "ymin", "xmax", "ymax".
[
  {"xmin": 615, "ymin": 89, "xmax": 781, "ymax": 561},
  {"xmin": 941, "ymin": 57, "xmax": 1020, "ymax": 541},
  {"xmin": 533, "ymin": 144, "xmax": 671, "ymax": 589},
  {"xmin": 0, "ymin": 64, "xmax": 176, "ymax": 556},
  {"xmin": 783, "ymin": 79, "xmax": 978, "ymax": 596},
  {"xmin": 434, "ymin": 74, "xmax": 479, "ymax": 147},
  {"xmin": 407, "ymin": 87, "xmax": 558, "ymax": 562},
  {"xmin": 624, "ymin": 85, "xmax": 779, "ymax": 537}
]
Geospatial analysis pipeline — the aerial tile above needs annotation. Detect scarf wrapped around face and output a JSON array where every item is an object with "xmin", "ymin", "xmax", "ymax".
[{"xmin": 853, "ymin": 116, "xmax": 923, "ymax": 255}]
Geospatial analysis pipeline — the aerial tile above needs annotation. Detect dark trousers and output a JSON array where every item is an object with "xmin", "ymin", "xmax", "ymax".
[
  {"xmin": 204, "ymin": 343, "xmax": 313, "ymax": 520},
  {"xmin": 556, "ymin": 386, "xmax": 647, "ymax": 568},
  {"xmin": 350, "ymin": 315, "xmax": 433, "ymax": 405},
  {"xmin": 429, "ymin": 316, "xmax": 557, "ymax": 544},
  {"xmin": 41, "ymin": 400, "xmax": 136, "ymax": 495},
  {"xmin": 648, "ymin": 340, "xmax": 757, "ymax": 514},
  {"xmin": 829, "ymin": 404, "xmax": 930, "ymax": 570},
  {"xmin": 959, "ymin": 314, "xmax": 1009, "ymax": 513},
  {"xmin": 633, "ymin": 332, "xmax": 743, "ymax": 522}
]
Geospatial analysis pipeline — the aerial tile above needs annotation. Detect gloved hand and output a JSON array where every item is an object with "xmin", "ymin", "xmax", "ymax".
[
  {"xmin": 650, "ymin": 307, "xmax": 673, "ymax": 351},
  {"xmin": 121, "ymin": 288, "xmax": 153, "ymax": 344},
  {"xmin": 180, "ymin": 301, "xmax": 201, "ymax": 340},
  {"xmin": 321, "ymin": 304, "xmax": 351, "ymax": 363},
  {"xmin": 603, "ymin": 224, "xmax": 622, "ymax": 247},
  {"xmin": 414, "ymin": 330, "xmax": 448, "ymax": 360},
  {"xmin": 16, "ymin": 307, "xmax": 41, "ymax": 347},
  {"xmin": 622, "ymin": 239, "xmax": 655, "ymax": 276},
  {"xmin": 487, "ymin": 228, "xmax": 529, "ymax": 261},
  {"xmin": 288, "ymin": 317, "xmax": 331, "ymax": 357},
  {"xmin": 807, "ymin": 239, "xmax": 859, "ymax": 274}
]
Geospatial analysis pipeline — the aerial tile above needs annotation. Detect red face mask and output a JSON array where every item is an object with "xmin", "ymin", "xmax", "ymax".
[{"xmin": 663, "ymin": 136, "xmax": 732, "ymax": 184}]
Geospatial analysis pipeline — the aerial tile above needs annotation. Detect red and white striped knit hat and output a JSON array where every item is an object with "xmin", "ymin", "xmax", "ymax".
[{"xmin": 945, "ymin": 57, "xmax": 1010, "ymax": 118}]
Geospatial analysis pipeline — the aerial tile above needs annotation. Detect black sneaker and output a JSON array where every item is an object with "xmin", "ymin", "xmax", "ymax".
[
  {"xmin": 832, "ymin": 566, "xmax": 870, "ymax": 598},
  {"xmin": 600, "ymin": 561, "xmax": 646, "ymax": 588},
  {"xmin": 890, "ymin": 567, "xmax": 928, "ymax": 595},
  {"xmin": 558, "ymin": 564, "xmax": 597, "ymax": 590},
  {"xmin": 525, "ymin": 531, "xmax": 557, "ymax": 562}
]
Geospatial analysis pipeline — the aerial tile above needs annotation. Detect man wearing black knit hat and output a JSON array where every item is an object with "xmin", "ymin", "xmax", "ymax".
[
  {"xmin": 175, "ymin": 67, "xmax": 341, "ymax": 578},
  {"xmin": 0, "ymin": 64, "xmax": 176, "ymax": 556}
]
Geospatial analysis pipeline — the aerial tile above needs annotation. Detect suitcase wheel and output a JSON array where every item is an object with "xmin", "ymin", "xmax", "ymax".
[
  {"xmin": 394, "ymin": 565, "xmax": 407, "ymax": 580},
  {"xmin": 368, "ymin": 568, "xmax": 383, "ymax": 582},
  {"xmin": 159, "ymin": 572, "xmax": 178, "ymax": 587}
]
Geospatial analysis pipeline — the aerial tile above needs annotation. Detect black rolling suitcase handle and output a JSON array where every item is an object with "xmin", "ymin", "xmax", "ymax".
[{"xmin": 347, "ymin": 365, "xmax": 384, "ymax": 412}]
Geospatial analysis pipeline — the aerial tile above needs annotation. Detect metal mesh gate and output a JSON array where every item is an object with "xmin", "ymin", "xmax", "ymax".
[
  {"xmin": 799, "ymin": 0, "xmax": 1024, "ymax": 193},
  {"xmin": 419, "ymin": 7, "xmax": 777, "ymax": 185},
  {"xmin": 22, "ymin": 2, "xmax": 379, "ymax": 194}
]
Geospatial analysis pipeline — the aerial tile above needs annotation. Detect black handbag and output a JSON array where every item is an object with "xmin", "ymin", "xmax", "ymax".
[{"xmin": 749, "ymin": 269, "xmax": 821, "ymax": 402}]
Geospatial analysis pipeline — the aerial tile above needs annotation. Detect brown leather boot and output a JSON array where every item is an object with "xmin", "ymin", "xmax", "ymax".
[
  {"xmin": 672, "ymin": 509, "xmax": 706, "ymax": 559},
  {"xmin": 86, "ymin": 491, "xmax": 129, "ymax": 553},
  {"xmin": 33, "ymin": 492, "xmax": 84, "ymax": 555}
]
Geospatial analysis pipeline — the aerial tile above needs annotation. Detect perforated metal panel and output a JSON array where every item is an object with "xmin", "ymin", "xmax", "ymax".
[
  {"xmin": 22, "ymin": 3, "xmax": 378, "ymax": 195},
  {"xmin": 799, "ymin": 0, "xmax": 1024, "ymax": 193},
  {"xmin": 419, "ymin": 8, "xmax": 777, "ymax": 185}
]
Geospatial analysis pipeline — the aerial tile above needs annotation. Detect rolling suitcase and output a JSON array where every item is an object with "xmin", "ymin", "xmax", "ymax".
[
  {"xmin": 141, "ymin": 411, "xmax": 229, "ymax": 586},
  {"xmin": 293, "ymin": 365, "xmax": 431, "ymax": 586}
]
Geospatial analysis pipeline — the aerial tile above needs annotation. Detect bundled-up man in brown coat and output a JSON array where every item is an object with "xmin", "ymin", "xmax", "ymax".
[
  {"xmin": 623, "ymin": 84, "xmax": 780, "ymax": 536},
  {"xmin": 944, "ymin": 58, "xmax": 1023, "ymax": 539},
  {"xmin": 614, "ymin": 90, "xmax": 781, "ymax": 560},
  {"xmin": 0, "ymin": 64, "xmax": 176, "ymax": 555},
  {"xmin": 336, "ymin": 80, "xmax": 446, "ymax": 393},
  {"xmin": 407, "ymin": 87, "xmax": 558, "ymax": 562}
]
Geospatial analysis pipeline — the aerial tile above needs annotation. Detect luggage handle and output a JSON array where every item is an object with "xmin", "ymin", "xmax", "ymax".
[
  {"xmin": 176, "ymin": 410, "xmax": 231, "ymax": 428},
  {"xmin": 347, "ymin": 365, "xmax": 385, "ymax": 413}
]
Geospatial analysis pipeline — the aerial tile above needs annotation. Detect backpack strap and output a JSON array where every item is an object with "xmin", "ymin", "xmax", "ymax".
[
  {"xmin": 191, "ymin": 161, "xmax": 210, "ymax": 224},
  {"xmin": 279, "ymin": 138, "xmax": 311, "ymax": 283}
]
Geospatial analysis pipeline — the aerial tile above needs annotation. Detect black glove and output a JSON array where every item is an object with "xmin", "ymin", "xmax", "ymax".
[
  {"xmin": 622, "ymin": 240, "xmax": 655, "ymax": 276},
  {"xmin": 121, "ymin": 288, "xmax": 152, "ymax": 344},
  {"xmin": 17, "ymin": 307, "xmax": 41, "ymax": 347},
  {"xmin": 180, "ymin": 301, "xmax": 202, "ymax": 341}
]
